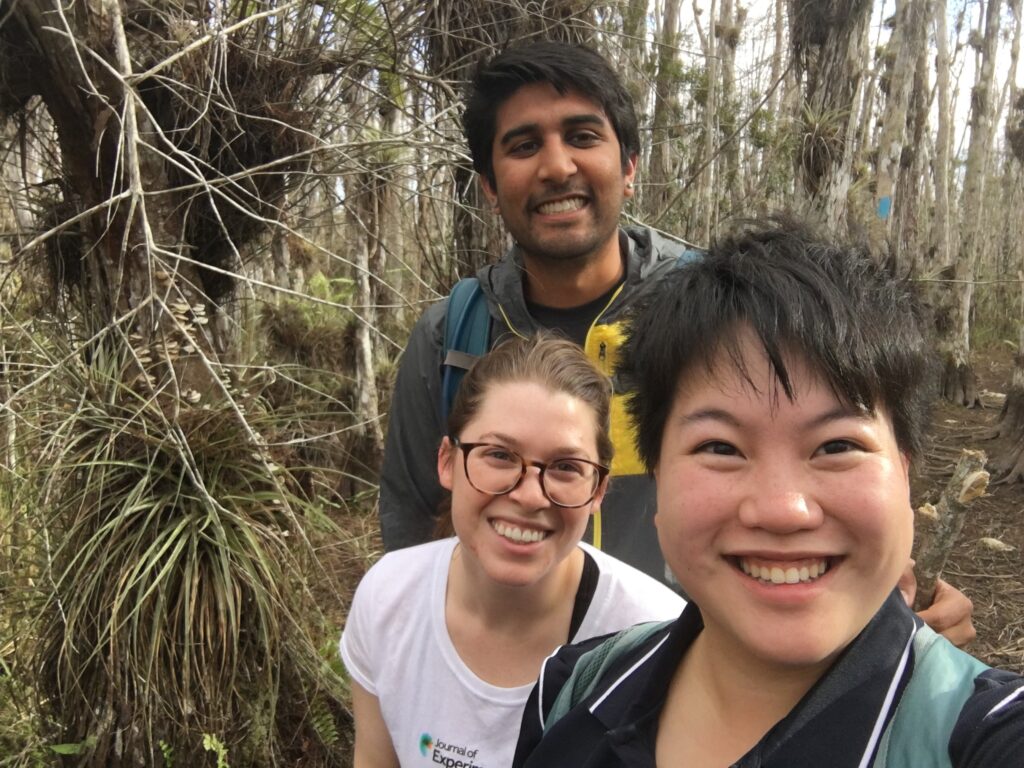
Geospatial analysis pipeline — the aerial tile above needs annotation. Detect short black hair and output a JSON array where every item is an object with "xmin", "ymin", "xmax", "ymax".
[
  {"xmin": 620, "ymin": 216, "xmax": 932, "ymax": 470},
  {"xmin": 463, "ymin": 41, "xmax": 640, "ymax": 188}
]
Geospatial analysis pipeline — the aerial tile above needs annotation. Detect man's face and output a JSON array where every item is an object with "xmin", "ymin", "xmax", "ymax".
[{"xmin": 481, "ymin": 82, "xmax": 636, "ymax": 269}]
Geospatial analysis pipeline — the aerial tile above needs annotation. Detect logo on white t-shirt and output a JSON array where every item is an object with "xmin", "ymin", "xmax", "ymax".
[
  {"xmin": 419, "ymin": 733, "xmax": 434, "ymax": 756},
  {"xmin": 417, "ymin": 732, "xmax": 483, "ymax": 767}
]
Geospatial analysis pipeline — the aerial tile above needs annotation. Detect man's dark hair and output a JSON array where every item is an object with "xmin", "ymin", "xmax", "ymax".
[
  {"xmin": 463, "ymin": 41, "xmax": 640, "ymax": 188},
  {"xmin": 620, "ymin": 216, "xmax": 932, "ymax": 470}
]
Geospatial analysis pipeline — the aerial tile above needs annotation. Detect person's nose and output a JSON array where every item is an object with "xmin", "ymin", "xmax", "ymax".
[
  {"xmin": 537, "ymin": 140, "xmax": 577, "ymax": 184},
  {"xmin": 506, "ymin": 464, "xmax": 550, "ymax": 509},
  {"xmin": 737, "ymin": 460, "xmax": 823, "ymax": 533}
]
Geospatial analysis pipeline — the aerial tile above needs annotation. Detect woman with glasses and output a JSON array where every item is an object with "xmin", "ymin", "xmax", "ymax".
[{"xmin": 341, "ymin": 334, "xmax": 684, "ymax": 768}]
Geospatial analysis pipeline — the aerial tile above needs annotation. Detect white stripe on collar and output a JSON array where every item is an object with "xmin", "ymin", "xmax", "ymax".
[
  {"xmin": 538, "ymin": 646, "xmax": 560, "ymax": 730},
  {"xmin": 589, "ymin": 633, "xmax": 673, "ymax": 714},
  {"xmin": 986, "ymin": 685, "xmax": 1024, "ymax": 719}
]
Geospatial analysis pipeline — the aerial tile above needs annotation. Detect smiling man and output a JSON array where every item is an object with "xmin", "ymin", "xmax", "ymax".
[
  {"xmin": 380, "ymin": 41, "xmax": 689, "ymax": 584},
  {"xmin": 480, "ymin": 82, "xmax": 634, "ymax": 296}
]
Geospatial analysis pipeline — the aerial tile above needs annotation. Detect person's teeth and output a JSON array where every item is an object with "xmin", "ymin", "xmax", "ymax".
[
  {"xmin": 538, "ymin": 198, "xmax": 584, "ymax": 214},
  {"xmin": 739, "ymin": 558, "xmax": 830, "ymax": 584},
  {"xmin": 494, "ymin": 522, "xmax": 545, "ymax": 543}
]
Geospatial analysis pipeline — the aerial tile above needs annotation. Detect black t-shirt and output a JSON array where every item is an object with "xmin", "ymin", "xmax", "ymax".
[{"xmin": 526, "ymin": 280, "xmax": 624, "ymax": 347}]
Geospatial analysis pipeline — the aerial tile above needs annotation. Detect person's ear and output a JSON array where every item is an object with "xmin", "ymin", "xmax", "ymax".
[
  {"xmin": 623, "ymin": 153, "xmax": 638, "ymax": 198},
  {"xmin": 479, "ymin": 173, "xmax": 500, "ymax": 212},
  {"xmin": 438, "ymin": 437, "xmax": 456, "ymax": 491},
  {"xmin": 589, "ymin": 475, "xmax": 610, "ymax": 514}
]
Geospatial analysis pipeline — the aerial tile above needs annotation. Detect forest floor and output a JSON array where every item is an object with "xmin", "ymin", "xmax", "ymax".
[{"xmin": 918, "ymin": 347, "xmax": 1024, "ymax": 673}]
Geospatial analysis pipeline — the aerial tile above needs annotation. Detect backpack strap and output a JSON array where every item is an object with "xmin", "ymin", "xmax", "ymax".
[
  {"xmin": 441, "ymin": 277, "xmax": 492, "ymax": 423},
  {"xmin": 543, "ymin": 619, "xmax": 989, "ymax": 763},
  {"xmin": 873, "ymin": 625, "xmax": 988, "ymax": 768},
  {"xmin": 544, "ymin": 620, "xmax": 672, "ymax": 732}
]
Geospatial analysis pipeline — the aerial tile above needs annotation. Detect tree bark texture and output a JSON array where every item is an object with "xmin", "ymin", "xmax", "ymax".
[
  {"xmin": 620, "ymin": 0, "xmax": 652, "ymax": 134},
  {"xmin": 0, "ymin": 0, "xmax": 322, "ymax": 353},
  {"xmin": 988, "ymin": 319, "xmax": 1024, "ymax": 482},
  {"xmin": 913, "ymin": 449, "xmax": 989, "ymax": 610},
  {"xmin": 892, "ymin": 23, "xmax": 932, "ymax": 275},
  {"xmin": 647, "ymin": 0, "xmax": 683, "ymax": 217},
  {"xmin": 692, "ymin": 0, "xmax": 719, "ymax": 243},
  {"xmin": 929, "ymin": 0, "xmax": 954, "ymax": 274},
  {"xmin": 718, "ymin": 0, "xmax": 745, "ymax": 215},
  {"xmin": 940, "ymin": 0, "xmax": 1001, "ymax": 406},
  {"xmin": 788, "ymin": 0, "xmax": 872, "ymax": 232},
  {"xmin": 871, "ymin": 0, "xmax": 928, "ymax": 261},
  {"xmin": 986, "ymin": 2, "xmax": 1024, "ymax": 481}
]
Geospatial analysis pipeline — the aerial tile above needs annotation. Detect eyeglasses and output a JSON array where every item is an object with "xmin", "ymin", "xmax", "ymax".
[{"xmin": 452, "ymin": 438, "xmax": 609, "ymax": 508}]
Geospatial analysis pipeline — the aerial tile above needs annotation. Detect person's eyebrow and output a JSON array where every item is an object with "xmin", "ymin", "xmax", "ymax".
[
  {"xmin": 498, "ymin": 124, "xmax": 538, "ymax": 147},
  {"xmin": 474, "ymin": 432, "xmax": 587, "ymax": 458},
  {"xmin": 678, "ymin": 404, "xmax": 871, "ymax": 431},
  {"xmin": 475, "ymin": 431, "xmax": 521, "ymax": 446},
  {"xmin": 498, "ymin": 113, "xmax": 607, "ymax": 147},
  {"xmin": 802, "ymin": 404, "xmax": 873, "ymax": 430},
  {"xmin": 563, "ymin": 113, "xmax": 607, "ymax": 129},
  {"xmin": 678, "ymin": 408, "xmax": 741, "ymax": 428}
]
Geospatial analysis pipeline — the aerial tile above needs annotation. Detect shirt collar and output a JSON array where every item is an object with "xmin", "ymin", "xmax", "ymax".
[
  {"xmin": 479, "ymin": 229, "xmax": 637, "ymax": 334},
  {"xmin": 587, "ymin": 590, "xmax": 921, "ymax": 768}
]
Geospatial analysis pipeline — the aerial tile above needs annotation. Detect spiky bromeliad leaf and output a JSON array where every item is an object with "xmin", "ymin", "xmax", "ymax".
[{"xmin": 11, "ymin": 340, "xmax": 348, "ymax": 765}]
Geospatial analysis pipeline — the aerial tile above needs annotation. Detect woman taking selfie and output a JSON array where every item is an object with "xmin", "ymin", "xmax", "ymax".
[{"xmin": 514, "ymin": 220, "xmax": 1024, "ymax": 768}]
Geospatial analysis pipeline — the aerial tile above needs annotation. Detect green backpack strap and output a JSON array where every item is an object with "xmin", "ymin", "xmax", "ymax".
[
  {"xmin": 441, "ymin": 277, "xmax": 491, "ymax": 423},
  {"xmin": 873, "ymin": 625, "xmax": 989, "ymax": 768},
  {"xmin": 544, "ymin": 620, "xmax": 672, "ymax": 732}
]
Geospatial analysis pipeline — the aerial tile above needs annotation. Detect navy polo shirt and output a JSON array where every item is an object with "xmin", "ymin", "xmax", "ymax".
[{"xmin": 514, "ymin": 592, "xmax": 1024, "ymax": 767}]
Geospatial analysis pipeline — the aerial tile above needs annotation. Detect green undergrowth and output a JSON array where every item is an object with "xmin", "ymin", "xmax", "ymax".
[{"xmin": 1, "ymin": 323, "xmax": 357, "ymax": 765}]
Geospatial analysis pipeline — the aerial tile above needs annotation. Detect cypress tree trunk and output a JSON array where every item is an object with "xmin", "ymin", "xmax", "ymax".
[
  {"xmin": 939, "ymin": 0, "xmax": 1001, "ymax": 406},
  {"xmin": 648, "ymin": 0, "xmax": 683, "ymax": 218},
  {"xmin": 788, "ymin": 0, "xmax": 873, "ymax": 232},
  {"xmin": 870, "ymin": 0, "xmax": 929, "ymax": 261}
]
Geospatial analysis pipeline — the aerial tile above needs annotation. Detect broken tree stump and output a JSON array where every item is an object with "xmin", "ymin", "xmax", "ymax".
[{"xmin": 913, "ymin": 449, "xmax": 989, "ymax": 611}]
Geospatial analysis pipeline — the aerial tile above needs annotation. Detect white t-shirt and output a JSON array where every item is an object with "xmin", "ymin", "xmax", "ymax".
[{"xmin": 340, "ymin": 538, "xmax": 684, "ymax": 768}]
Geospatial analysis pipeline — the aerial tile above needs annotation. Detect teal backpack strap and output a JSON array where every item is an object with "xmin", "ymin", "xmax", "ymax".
[
  {"xmin": 544, "ymin": 620, "xmax": 671, "ymax": 733},
  {"xmin": 441, "ymin": 277, "xmax": 491, "ymax": 423},
  {"xmin": 873, "ymin": 625, "xmax": 989, "ymax": 768}
]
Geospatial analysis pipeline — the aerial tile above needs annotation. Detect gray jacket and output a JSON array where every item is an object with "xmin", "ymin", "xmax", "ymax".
[{"xmin": 379, "ymin": 226, "xmax": 690, "ymax": 583}]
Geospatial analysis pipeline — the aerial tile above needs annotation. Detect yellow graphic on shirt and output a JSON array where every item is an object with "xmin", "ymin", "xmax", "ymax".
[{"xmin": 584, "ymin": 321, "xmax": 645, "ymax": 478}]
